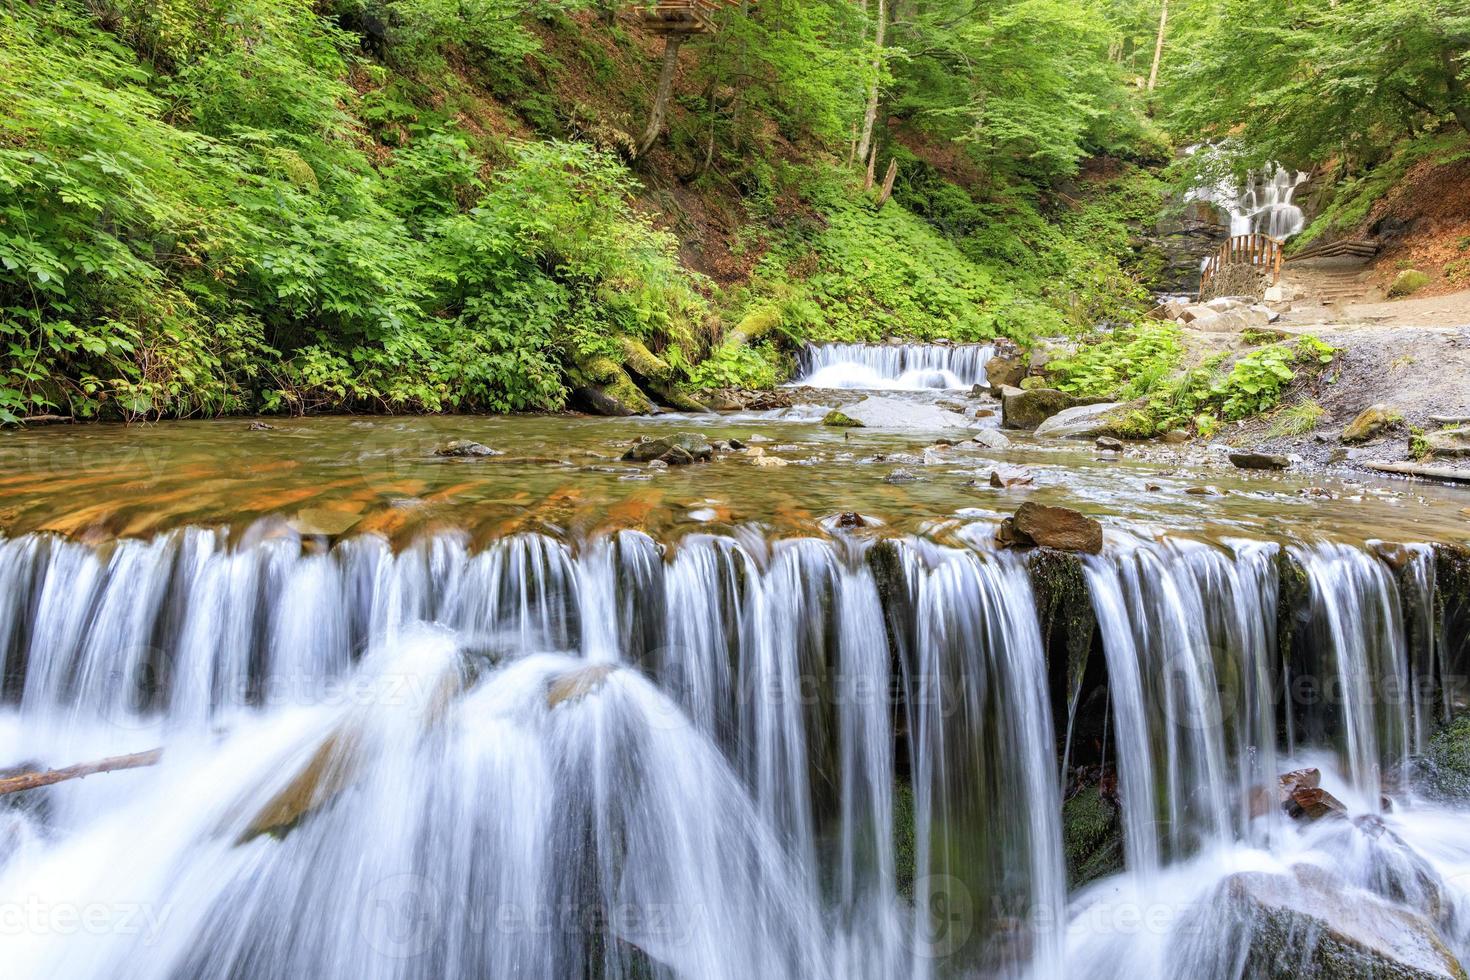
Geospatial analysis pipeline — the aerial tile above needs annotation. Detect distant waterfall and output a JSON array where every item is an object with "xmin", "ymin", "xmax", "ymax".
[
  {"xmin": 1189, "ymin": 163, "xmax": 1309, "ymax": 241},
  {"xmin": 0, "ymin": 526, "xmax": 1464, "ymax": 979},
  {"xmin": 793, "ymin": 343, "xmax": 996, "ymax": 390}
]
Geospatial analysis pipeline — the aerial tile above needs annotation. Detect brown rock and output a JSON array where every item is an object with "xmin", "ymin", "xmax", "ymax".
[
  {"xmin": 1285, "ymin": 786, "xmax": 1348, "ymax": 822},
  {"xmin": 989, "ymin": 467, "xmax": 1035, "ymax": 489},
  {"xmin": 997, "ymin": 502, "xmax": 1104, "ymax": 555}
]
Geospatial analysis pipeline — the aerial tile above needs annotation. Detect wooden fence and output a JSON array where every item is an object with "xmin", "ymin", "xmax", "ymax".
[{"xmin": 1199, "ymin": 233, "xmax": 1285, "ymax": 299}]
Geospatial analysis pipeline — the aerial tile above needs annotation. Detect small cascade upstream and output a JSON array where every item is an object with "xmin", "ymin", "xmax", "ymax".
[
  {"xmin": 793, "ymin": 343, "xmax": 995, "ymax": 390},
  {"xmin": 1, "ymin": 525, "xmax": 1468, "ymax": 979}
]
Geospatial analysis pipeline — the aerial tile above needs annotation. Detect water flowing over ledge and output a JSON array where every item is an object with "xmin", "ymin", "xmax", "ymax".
[
  {"xmin": 793, "ymin": 343, "xmax": 996, "ymax": 390},
  {"xmin": 2, "ymin": 524, "xmax": 1469, "ymax": 979}
]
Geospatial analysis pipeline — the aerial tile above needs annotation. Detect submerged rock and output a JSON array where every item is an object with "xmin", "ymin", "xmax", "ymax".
[
  {"xmin": 884, "ymin": 468, "xmax": 919, "ymax": 484},
  {"xmin": 1342, "ymin": 404, "xmax": 1401, "ymax": 443},
  {"xmin": 547, "ymin": 664, "xmax": 618, "ymax": 709},
  {"xmin": 996, "ymin": 502, "xmax": 1103, "ymax": 555},
  {"xmin": 1230, "ymin": 451, "xmax": 1291, "ymax": 471},
  {"xmin": 435, "ymin": 440, "xmax": 503, "ymax": 458},
  {"xmin": 840, "ymin": 396, "xmax": 974, "ymax": 431},
  {"xmin": 972, "ymin": 428, "xmax": 1011, "ymax": 450},
  {"xmin": 989, "ymin": 467, "xmax": 1034, "ymax": 489},
  {"xmin": 622, "ymin": 434, "xmax": 714, "ymax": 464}
]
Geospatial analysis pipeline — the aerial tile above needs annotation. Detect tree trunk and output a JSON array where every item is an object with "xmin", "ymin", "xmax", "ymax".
[
  {"xmin": 1446, "ymin": 52, "xmax": 1470, "ymax": 136},
  {"xmin": 638, "ymin": 34, "xmax": 686, "ymax": 159},
  {"xmin": 855, "ymin": 0, "xmax": 887, "ymax": 166},
  {"xmin": 1147, "ymin": 0, "xmax": 1169, "ymax": 92}
]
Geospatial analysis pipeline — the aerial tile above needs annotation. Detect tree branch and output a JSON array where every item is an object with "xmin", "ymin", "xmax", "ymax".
[{"xmin": 0, "ymin": 749, "xmax": 162, "ymax": 797}]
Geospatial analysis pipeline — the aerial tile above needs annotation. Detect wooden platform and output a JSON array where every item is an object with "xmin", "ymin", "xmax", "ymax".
[{"xmin": 639, "ymin": 0, "xmax": 742, "ymax": 34}]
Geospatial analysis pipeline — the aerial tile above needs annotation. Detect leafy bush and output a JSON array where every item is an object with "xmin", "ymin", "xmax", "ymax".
[
  {"xmin": 749, "ymin": 170, "xmax": 1058, "ymax": 345},
  {"xmin": 1048, "ymin": 322, "xmax": 1185, "ymax": 399}
]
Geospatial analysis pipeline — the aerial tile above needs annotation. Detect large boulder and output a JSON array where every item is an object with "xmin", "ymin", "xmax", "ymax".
[
  {"xmin": 1001, "ymin": 387, "xmax": 1075, "ymax": 430},
  {"xmin": 996, "ymin": 502, "xmax": 1104, "ymax": 555},
  {"xmin": 985, "ymin": 353, "xmax": 1027, "ymax": 389},
  {"xmin": 839, "ymin": 396, "xmax": 974, "ymax": 431},
  {"xmin": 1034, "ymin": 402, "xmax": 1128, "ymax": 439},
  {"xmin": 1189, "ymin": 306, "xmax": 1274, "ymax": 333},
  {"xmin": 1222, "ymin": 865, "xmax": 1466, "ymax": 980},
  {"xmin": 1342, "ymin": 404, "xmax": 1402, "ymax": 443}
]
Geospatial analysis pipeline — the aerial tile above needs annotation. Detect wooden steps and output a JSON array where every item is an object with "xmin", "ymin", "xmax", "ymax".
[{"xmin": 1288, "ymin": 238, "xmax": 1380, "ymax": 262}]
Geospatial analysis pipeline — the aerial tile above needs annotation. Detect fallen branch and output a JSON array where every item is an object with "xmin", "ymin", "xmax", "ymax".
[{"xmin": 0, "ymin": 749, "xmax": 162, "ymax": 797}]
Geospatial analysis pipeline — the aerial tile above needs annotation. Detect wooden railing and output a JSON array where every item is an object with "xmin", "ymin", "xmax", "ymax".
[{"xmin": 1199, "ymin": 233, "xmax": 1285, "ymax": 299}]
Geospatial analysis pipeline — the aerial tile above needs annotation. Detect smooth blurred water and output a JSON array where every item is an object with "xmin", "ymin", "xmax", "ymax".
[
  {"xmin": 0, "ymin": 526, "xmax": 1467, "ymax": 979},
  {"xmin": 793, "ymin": 343, "xmax": 996, "ymax": 390}
]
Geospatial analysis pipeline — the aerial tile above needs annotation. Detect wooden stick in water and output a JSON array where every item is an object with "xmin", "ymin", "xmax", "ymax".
[{"xmin": 0, "ymin": 749, "xmax": 162, "ymax": 797}]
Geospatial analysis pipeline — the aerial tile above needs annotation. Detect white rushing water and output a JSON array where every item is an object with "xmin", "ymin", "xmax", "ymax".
[
  {"xmin": 793, "ymin": 343, "xmax": 996, "ymax": 390},
  {"xmin": 1, "ymin": 526, "xmax": 1468, "ymax": 979},
  {"xmin": 1189, "ymin": 164, "xmax": 1309, "ymax": 241}
]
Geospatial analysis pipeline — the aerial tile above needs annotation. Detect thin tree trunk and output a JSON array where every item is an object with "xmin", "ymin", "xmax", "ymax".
[
  {"xmin": 0, "ymin": 749, "xmax": 162, "ymax": 797},
  {"xmin": 876, "ymin": 158, "xmax": 898, "ymax": 207},
  {"xmin": 638, "ymin": 34, "xmax": 686, "ymax": 159},
  {"xmin": 855, "ymin": 0, "xmax": 887, "ymax": 165},
  {"xmin": 1147, "ymin": 0, "xmax": 1169, "ymax": 92},
  {"xmin": 1446, "ymin": 52, "xmax": 1470, "ymax": 136}
]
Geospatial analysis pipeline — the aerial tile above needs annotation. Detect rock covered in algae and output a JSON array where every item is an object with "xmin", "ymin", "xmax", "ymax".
[
  {"xmin": 622, "ymin": 433, "xmax": 713, "ymax": 464},
  {"xmin": 822, "ymin": 410, "xmax": 862, "ymax": 427},
  {"xmin": 1222, "ymin": 864, "xmax": 1466, "ymax": 980},
  {"xmin": 1341, "ymin": 404, "xmax": 1401, "ymax": 443},
  {"xmin": 435, "ymin": 440, "xmax": 502, "ymax": 458}
]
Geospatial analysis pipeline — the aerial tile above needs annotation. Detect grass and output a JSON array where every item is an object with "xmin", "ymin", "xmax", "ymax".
[{"xmin": 1268, "ymin": 399, "xmax": 1327, "ymax": 438}]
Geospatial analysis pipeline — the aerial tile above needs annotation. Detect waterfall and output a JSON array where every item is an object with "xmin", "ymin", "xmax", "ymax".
[
  {"xmin": 793, "ymin": 343, "xmax": 996, "ymax": 390},
  {"xmin": 1, "ymin": 525, "xmax": 1467, "ymax": 979},
  {"xmin": 1189, "ymin": 164, "xmax": 1308, "ymax": 241}
]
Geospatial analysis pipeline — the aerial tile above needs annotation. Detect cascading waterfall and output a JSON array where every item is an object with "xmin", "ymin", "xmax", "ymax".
[
  {"xmin": 1, "ymin": 525, "xmax": 1468, "ymax": 979},
  {"xmin": 1185, "ymin": 151, "xmax": 1308, "ymax": 242},
  {"xmin": 793, "ymin": 343, "xmax": 996, "ymax": 390}
]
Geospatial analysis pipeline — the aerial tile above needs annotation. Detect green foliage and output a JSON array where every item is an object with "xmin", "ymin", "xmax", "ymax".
[
  {"xmin": 686, "ymin": 342, "xmax": 783, "ymax": 391},
  {"xmin": 891, "ymin": 151, "xmax": 1162, "ymax": 330},
  {"xmin": 1052, "ymin": 330, "xmax": 1337, "ymax": 437},
  {"xmin": 892, "ymin": 0, "xmax": 1157, "ymax": 183},
  {"xmin": 748, "ymin": 171, "xmax": 1057, "ymax": 344},
  {"xmin": 1389, "ymin": 269, "xmax": 1433, "ymax": 298},
  {"xmin": 1268, "ymin": 399, "xmax": 1327, "ymax": 438},
  {"xmin": 1165, "ymin": 0, "xmax": 1470, "ymax": 175},
  {"xmin": 1048, "ymin": 323, "xmax": 1185, "ymax": 398}
]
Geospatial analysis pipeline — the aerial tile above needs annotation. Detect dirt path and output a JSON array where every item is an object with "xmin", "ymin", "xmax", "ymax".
[{"xmin": 1184, "ymin": 260, "xmax": 1470, "ymax": 471}]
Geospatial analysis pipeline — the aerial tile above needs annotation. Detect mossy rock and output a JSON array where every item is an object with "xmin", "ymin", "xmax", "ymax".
[
  {"xmin": 1341, "ymin": 404, "xmax": 1402, "ymax": 443},
  {"xmin": 1062, "ymin": 784, "xmax": 1124, "ymax": 889},
  {"xmin": 1420, "ymin": 715, "xmax": 1470, "ymax": 801},
  {"xmin": 822, "ymin": 410, "xmax": 863, "ymax": 427},
  {"xmin": 1389, "ymin": 269, "xmax": 1431, "ymax": 298}
]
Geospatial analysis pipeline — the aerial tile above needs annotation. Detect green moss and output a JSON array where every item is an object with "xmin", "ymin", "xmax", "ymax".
[
  {"xmin": 1276, "ymin": 549, "xmax": 1311, "ymax": 665},
  {"xmin": 1062, "ymin": 784, "xmax": 1124, "ymax": 889},
  {"xmin": 822, "ymin": 410, "xmax": 862, "ymax": 427},
  {"xmin": 1027, "ymin": 550, "xmax": 1096, "ymax": 688},
  {"xmin": 1388, "ymin": 269, "xmax": 1431, "ymax": 298}
]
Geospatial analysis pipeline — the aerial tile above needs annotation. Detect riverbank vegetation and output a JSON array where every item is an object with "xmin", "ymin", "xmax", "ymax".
[
  {"xmin": 2, "ymin": 0, "xmax": 1463, "ymax": 424},
  {"xmin": 0, "ymin": 0, "xmax": 1170, "ymax": 422}
]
